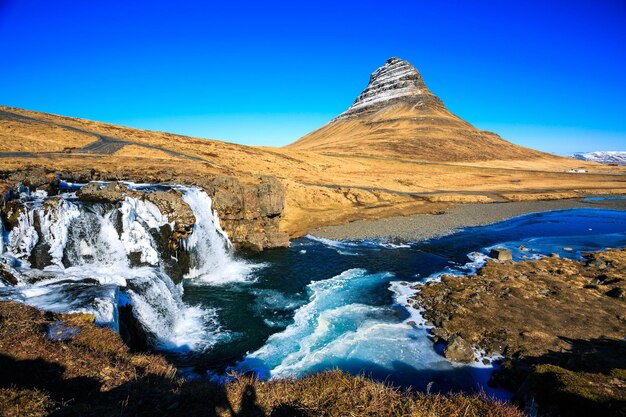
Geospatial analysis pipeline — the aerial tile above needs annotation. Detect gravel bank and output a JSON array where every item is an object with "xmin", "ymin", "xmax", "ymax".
[{"xmin": 311, "ymin": 198, "xmax": 626, "ymax": 241}]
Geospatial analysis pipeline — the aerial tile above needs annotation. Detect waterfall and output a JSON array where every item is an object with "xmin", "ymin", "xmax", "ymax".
[
  {"xmin": 0, "ymin": 217, "xmax": 5, "ymax": 254},
  {"xmin": 180, "ymin": 187, "xmax": 259, "ymax": 284},
  {"xmin": 0, "ymin": 183, "xmax": 254, "ymax": 352}
]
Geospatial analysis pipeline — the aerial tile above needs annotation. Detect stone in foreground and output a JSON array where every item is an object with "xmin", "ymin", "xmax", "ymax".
[
  {"xmin": 489, "ymin": 248, "xmax": 513, "ymax": 261},
  {"xmin": 443, "ymin": 334, "xmax": 475, "ymax": 363}
]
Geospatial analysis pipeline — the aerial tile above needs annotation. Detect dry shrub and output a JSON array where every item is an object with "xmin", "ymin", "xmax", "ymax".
[
  {"xmin": 0, "ymin": 302, "xmax": 523, "ymax": 417},
  {"xmin": 223, "ymin": 371, "xmax": 524, "ymax": 417}
]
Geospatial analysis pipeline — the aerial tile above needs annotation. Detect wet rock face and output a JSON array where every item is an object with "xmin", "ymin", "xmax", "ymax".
[
  {"xmin": 1, "ymin": 200, "xmax": 24, "ymax": 230},
  {"xmin": 0, "ymin": 262, "xmax": 20, "ymax": 285},
  {"xmin": 144, "ymin": 190, "xmax": 195, "ymax": 243}
]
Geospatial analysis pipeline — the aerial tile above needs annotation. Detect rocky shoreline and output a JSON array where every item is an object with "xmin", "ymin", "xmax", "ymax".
[
  {"xmin": 311, "ymin": 198, "xmax": 626, "ymax": 241},
  {"xmin": 409, "ymin": 249, "xmax": 626, "ymax": 416}
]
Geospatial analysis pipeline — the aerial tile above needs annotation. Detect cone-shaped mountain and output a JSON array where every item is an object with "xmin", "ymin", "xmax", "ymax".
[{"xmin": 287, "ymin": 57, "xmax": 549, "ymax": 162}]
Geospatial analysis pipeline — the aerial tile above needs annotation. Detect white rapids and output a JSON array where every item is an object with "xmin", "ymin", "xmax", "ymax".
[{"xmin": 0, "ymin": 183, "xmax": 256, "ymax": 352}]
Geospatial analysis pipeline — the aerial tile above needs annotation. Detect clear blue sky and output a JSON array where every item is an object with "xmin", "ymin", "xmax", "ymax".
[{"xmin": 1, "ymin": 0, "xmax": 625, "ymax": 153}]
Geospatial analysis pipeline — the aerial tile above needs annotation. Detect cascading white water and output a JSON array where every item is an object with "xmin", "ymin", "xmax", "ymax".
[
  {"xmin": 0, "ymin": 218, "xmax": 4, "ymax": 254},
  {"xmin": 38, "ymin": 199, "xmax": 81, "ymax": 267},
  {"xmin": 180, "ymin": 187, "xmax": 259, "ymax": 284},
  {"xmin": 0, "ymin": 183, "xmax": 253, "ymax": 352}
]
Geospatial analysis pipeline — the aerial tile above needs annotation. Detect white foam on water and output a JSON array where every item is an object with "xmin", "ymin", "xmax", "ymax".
[
  {"xmin": 304, "ymin": 235, "xmax": 362, "ymax": 256},
  {"xmin": 237, "ymin": 269, "xmax": 462, "ymax": 383}
]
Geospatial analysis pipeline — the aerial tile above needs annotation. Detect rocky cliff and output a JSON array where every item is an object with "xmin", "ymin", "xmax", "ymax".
[
  {"xmin": 200, "ymin": 175, "xmax": 289, "ymax": 251},
  {"xmin": 0, "ymin": 167, "xmax": 289, "ymax": 252}
]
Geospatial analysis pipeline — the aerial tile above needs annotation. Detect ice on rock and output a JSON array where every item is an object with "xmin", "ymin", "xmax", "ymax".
[{"xmin": 0, "ymin": 183, "xmax": 250, "ymax": 352}]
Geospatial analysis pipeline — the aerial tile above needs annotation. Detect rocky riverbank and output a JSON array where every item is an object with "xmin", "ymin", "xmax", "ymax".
[
  {"xmin": 311, "ymin": 198, "xmax": 626, "ymax": 241},
  {"xmin": 0, "ymin": 301, "xmax": 523, "ymax": 417},
  {"xmin": 409, "ymin": 249, "xmax": 626, "ymax": 416}
]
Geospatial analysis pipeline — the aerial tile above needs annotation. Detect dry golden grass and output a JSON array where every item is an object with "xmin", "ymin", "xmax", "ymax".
[
  {"xmin": 0, "ymin": 119, "xmax": 96, "ymax": 152},
  {"xmin": 222, "ymin": 372, "xmax": 524, "ymax": 417},
  {"xmin": 113, "ymin": 144, "xmax": 182, "ymax": 160},
  {"xmin": 0, "ymin": 301, "xmax": 524, "ymax": 417},
  {"xmin": 288, "ymin": 103, "xmax": 547, "ymax": 162},
  {"xmin": 1, "ymin": 105, "xmax": 625, "ymax": 236}
]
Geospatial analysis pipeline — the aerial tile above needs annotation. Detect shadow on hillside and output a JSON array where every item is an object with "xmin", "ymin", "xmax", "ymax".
[
  {"xmin": 0, "ymin": 354, "xmax": 310, "ymax": 417},
  {"xmin": 490, "ymin": 337, "xmax": 626, "ymax": 417},
  {"xmin": 0, "ymin": 354, "xmax": 101, "ymax": 404}
]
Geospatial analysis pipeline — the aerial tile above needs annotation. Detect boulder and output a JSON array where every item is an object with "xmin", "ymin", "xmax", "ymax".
[
  {"xmin": 0, "ymin": 262, "xmax": 20, "ymax": 286},
  {"xmin": 489, "ymin": 248, "xmax": 512, "ymax": 261},
  {"xmin": 1, "ymin": 200, "xmax": 25, "ymax": 230},
  {"xmin": 444, "ymin": 334, "xmax": 475, "ymax": 363},
  {"xmin": 588, "ymin": 259, "xmax": 608, "ymax": 269},
  {"xmin": 76, "ymin": 182, "xmax": 129, "ymax": 203},
  {"xmin": 605, "ymin": 287, "xmax": 624, "ymax": 299},
  {"xmin": 144, "ymin": 190, "xmax": 195, "ymax": 243}
]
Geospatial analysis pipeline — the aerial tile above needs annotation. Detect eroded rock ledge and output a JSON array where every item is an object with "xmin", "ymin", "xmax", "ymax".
[
  {"xmin": 0, "ymin": 167, "xmax": 289, "ymax": 251},
  {"xmin": 411, "ymin": 249, "xmax": 626, "ymax": 416}
]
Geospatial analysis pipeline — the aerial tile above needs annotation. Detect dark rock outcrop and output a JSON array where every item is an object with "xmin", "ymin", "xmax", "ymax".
[
  {"xmin": 144, "ymin": 190, "xmax": 195, "ymax": 245},
  {"xmin": 76, "ymin": 181, "xmax": 129, "ymax": 203},
  {"xmin": 201, "ymin": 175, "xmax": 289, "ymax": 251},
  {"xmin": 489, "ymin": 248, "xmax": 512, "ymax": 261},
  {"xmin": 0, "ymin": 262, "xmax": 20, "ymax": 285}
]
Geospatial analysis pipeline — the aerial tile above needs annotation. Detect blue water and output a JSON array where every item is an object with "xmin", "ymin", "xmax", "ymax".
[
  {"xmin": 583, "ymin": 195, "xmax": 626, "ymax": 201},
  {"xmin": 175, "ymin": 208, "xmax": 626, "ymax": 394}
]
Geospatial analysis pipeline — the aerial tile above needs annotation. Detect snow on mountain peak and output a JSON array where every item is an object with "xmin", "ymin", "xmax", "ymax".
[
  {"xmin": 335, "ymin": 57, "xmax": 441, "ymax": 120},
  {"xmin": 571, "ymin": 151, "xmax": 626, "ymax": 165}
]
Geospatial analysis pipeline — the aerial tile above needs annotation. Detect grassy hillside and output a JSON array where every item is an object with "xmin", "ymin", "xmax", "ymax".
[{"xmin": 1, "ymin": 105, "xmax": 625, "ymax": 237}]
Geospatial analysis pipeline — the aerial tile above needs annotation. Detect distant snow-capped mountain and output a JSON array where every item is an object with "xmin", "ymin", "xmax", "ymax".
[{"xmin": 571, "ymin": 151, "xmax": 626, "ymax": 165}]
